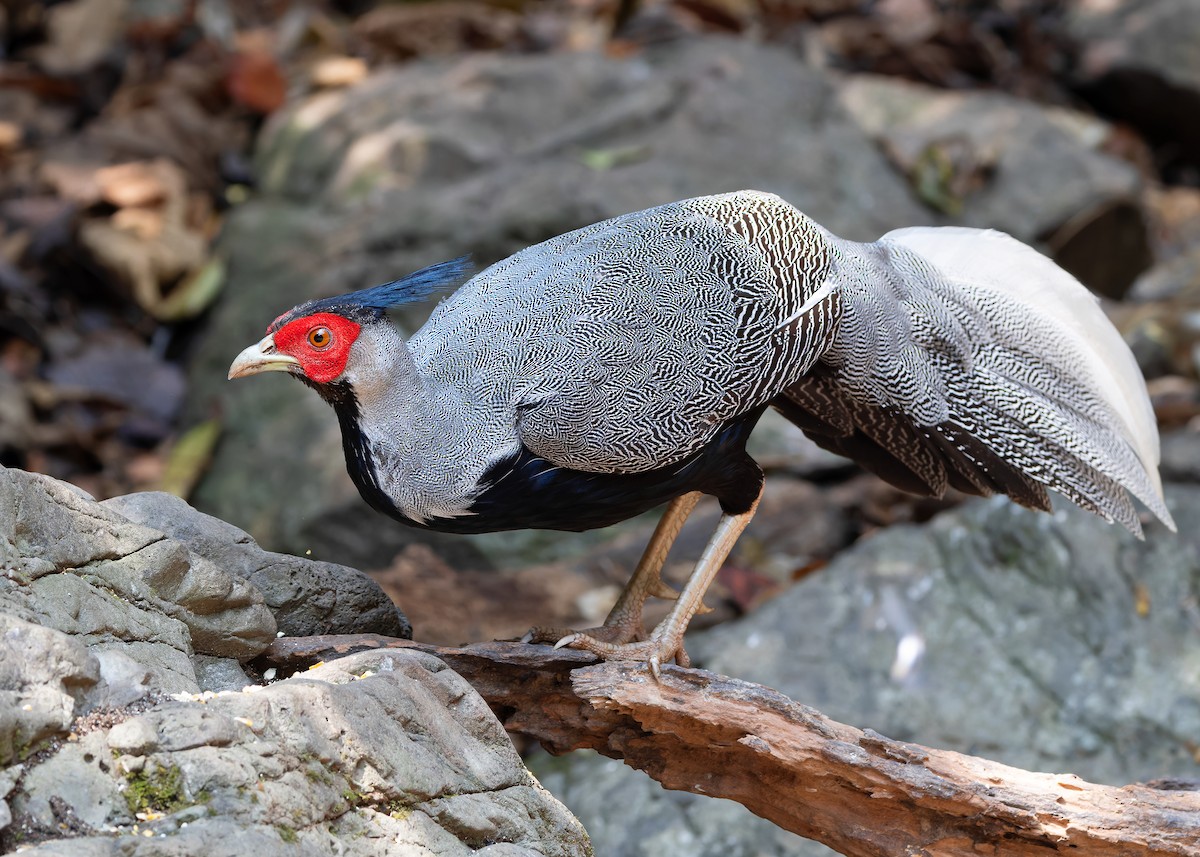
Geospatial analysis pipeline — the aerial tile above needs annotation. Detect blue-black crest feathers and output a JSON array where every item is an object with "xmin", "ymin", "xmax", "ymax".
[{"xmin": 270, "ymin": 257, "xmax": 473, "ymax": 330}]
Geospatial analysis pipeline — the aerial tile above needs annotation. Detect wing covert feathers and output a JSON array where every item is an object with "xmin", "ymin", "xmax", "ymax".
[{"xmin": 776, "ymin": 224, "xmax": 1174, "ymax": 537}]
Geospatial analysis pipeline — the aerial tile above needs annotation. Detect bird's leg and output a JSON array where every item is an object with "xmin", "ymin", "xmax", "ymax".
[
  {"xmin": 555, "ymin": 487, "xmax": 762, "ymax": 679},
  {"xmin": 522, "ymin": 491, "xmax": 702, "ymax": 647},
  {"xmin": 592, "ymin": 490, "xmax": 703, "ymax": 639}
]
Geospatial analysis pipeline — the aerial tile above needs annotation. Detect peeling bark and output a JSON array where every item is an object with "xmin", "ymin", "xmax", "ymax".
[{"xmin": 260, "ymin": 634, "xmax": 1200, "ymax": 857}]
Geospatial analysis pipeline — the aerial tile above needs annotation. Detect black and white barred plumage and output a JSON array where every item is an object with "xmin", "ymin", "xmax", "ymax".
[{"xmin": 234, "ymin": 190, "xmax": 1175, "ymax": 538}]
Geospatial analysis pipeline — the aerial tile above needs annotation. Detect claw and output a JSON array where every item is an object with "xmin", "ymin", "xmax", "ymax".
[
  {"xmin": 553, "ymin": 634, "xmax": 579, "ymax": 650},
  {"xmin": 648, "ymin": 579, "xmax": 680, "ymax": 601}
]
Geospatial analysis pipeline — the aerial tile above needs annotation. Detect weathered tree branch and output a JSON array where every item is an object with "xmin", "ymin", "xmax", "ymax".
[{"xmin": 260, "ymin": 634, "xmax": 1200, "ymax": 857}]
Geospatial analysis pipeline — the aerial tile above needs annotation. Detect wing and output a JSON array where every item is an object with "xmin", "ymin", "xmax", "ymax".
[{"xmin": 513, "ymin": 191, "xmax": 840, "ymax": 473}]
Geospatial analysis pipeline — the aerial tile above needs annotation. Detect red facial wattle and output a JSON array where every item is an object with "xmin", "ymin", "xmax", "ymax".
[{"xmin": 271, "ymin": 313, "xmax": 361, "ymax": 384}]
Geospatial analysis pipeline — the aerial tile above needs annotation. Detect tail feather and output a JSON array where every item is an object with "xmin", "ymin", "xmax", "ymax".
[
  {"xmin": 776, "ymin": 224, "xmax": 1174, "ymax": 536},
  {"xmin": 955, "ymin": 395, "xmax": 1145, "ymax": 535},
  {"xmin": 929, "ymin": 422, "xmax": 1052, "ymax": 512}
]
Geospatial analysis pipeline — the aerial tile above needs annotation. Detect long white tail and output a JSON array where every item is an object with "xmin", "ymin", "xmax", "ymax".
[{"xmin": 774, "ymin": 225, "xmax": 1174, "ymax": 537}]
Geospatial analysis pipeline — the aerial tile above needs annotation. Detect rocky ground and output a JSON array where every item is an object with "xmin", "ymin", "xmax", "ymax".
[
  {"xmin": 1, "ymin": 466, "xmax": 587, "ymax": 855},
  {"xmin": 4, "ymin": 0, "xmax": 1200, "ymax": 854}
]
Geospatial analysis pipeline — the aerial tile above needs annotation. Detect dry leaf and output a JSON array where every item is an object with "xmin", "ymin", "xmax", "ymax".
[
  {"xmin": 353, "ymin": 2, "xmax": 520, "ymax": 60},
  {"xmin": 716, "ymin": 564, "xmax": 781, "ymax": 614},
  {"xmin": 227, "ymin": 51, "xmax": 288, "ymax": 114},
  {"xmin": 310, "ymin": 56, "xmax": 368, "ymax": 89},
  {"xmin": 0, "ymin": 122, "xmax": 21, "ymax": 152},
  {"xmin": 35, "ymin": 0, "xmax": 130, "ymax": 75},
  {"xmin": 96, "ymin": 161, "xmax": 173, "ymax": 208},
  {"xmin": 156, "ymin": 256, "xmax": 226, "ymax": 322},
  {"xmin": 158, "ymin": 418, "xmax": 222, "ymax": 500}
]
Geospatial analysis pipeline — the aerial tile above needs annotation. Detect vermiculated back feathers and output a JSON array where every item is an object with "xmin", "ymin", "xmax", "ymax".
[{"xmin": 400, "ymin": 191, "xmax": 1171, "ymax": 534}]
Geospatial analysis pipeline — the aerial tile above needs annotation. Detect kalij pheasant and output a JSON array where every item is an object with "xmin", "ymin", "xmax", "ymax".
[{"xmin": 229, "ymin": 190, "xmax": 1175, "ymax": 674}]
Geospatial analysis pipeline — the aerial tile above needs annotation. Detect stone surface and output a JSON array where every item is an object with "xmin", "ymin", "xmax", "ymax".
[
  {"xmin": 1116, "ymin": 246, "xmax": 1200, "ymax": 379},
  {"xmin": 0, "ymin": 766, "xmax": 15, "ymax": 833},
  {"xmin": 191, "ymin": 655, "xmax": 254, "ymax": 693},
  {"xmin": 1069, "ymin": 0, "xmax": 1200, "ymax": 180},
  {"xmin": 6, "ymin": 651, "xmax": 590, "ymax": 856},
  {"xmin": 2, "ymin": 466, "xmax": 588, "ymax": 853},
  {"xmin": 103, "ymin": 492, "xmax": 411, "ymax": 639},
  {"xmin": 0, "ymin": 467, "xmax": 278, "ymax": 695},
  {"xmin": 0, "ymin": 616, "xmax": 98, "ymax": 768},
  {"xmin": 1161, "ymin": 428, "xmax": 1200, "ymax": 484},
  {"xmin": 1071, "ymin": 0, "xmax": 1200, "ymax": 97},
  {"xmin": 532, "ymin": 486, "xmax": 1200, "ymax": 857},
  {"xmin": 186, "ymin": 36, "xmax": 930, "ymax": 560},
  {"xmin": 837, "ymin": 74, "xmax": 1148, "ymax": 297},
  {"xmin": 534, "ymin": 751, "xmax": 829, "ymax": 857}
]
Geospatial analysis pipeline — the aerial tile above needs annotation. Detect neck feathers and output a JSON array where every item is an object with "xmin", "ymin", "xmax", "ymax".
[{"xmin": 321, "ymin": 321, "xmax": 484, "ymax": 526}]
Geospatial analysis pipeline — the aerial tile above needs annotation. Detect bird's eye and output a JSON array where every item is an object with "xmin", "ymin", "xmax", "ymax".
[{"xmin": 308, "ymin": 327, "xmax": 333, "ymax": 349}]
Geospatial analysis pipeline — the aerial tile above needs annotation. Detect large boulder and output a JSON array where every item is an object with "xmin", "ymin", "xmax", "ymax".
[
  {"xmin": 0, "ymin": 467, "xmax": 408, "ymax": 694},
  {"xmin": 1, "ymin": 467, "xmax": 277, "ymax": 694},
  {"xmin": 837, "ymin": 74, "xmax": 1149, "ymax": 298},
  {"xmin": 532, "ymin": 487, "xmax": 1198, "ymax": 857}
]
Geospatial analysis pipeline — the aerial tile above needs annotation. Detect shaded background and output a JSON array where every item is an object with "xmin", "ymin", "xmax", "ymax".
[{"xmin": 3, "ymin": 1, "xmax": 1199, "ymax": 854}]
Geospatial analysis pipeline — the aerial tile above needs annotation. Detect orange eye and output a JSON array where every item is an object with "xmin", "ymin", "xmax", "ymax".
[{"xmin": 308, "ymin": 327, "xmax": 333, "ymax": 349}]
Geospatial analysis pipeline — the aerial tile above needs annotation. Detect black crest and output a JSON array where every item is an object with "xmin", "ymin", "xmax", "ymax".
[{"xmin": 269, "ymin": 257, "xmax": 473, "ymax": 331}]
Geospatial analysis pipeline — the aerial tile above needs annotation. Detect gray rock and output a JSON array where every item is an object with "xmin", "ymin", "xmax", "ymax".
[
  {"xmin": 0, "ymin": 766, "xmax": 16, "ymax": 832},
  {"xmin": 8, "ymin": 651, "xmax": 590, "ymax": 856},
  {"xmin": 693, "ymin": 490, "xmax": 1198, "ymax": 780},
  {"xmin": 103, "ymin": 492, "xmax": 411, "ymax": 639},
  {"xmin": 1, "ymin": 466, "xmax": 576, "ymax": 853},
  {"xmin": 837, "ymin": 74, "xmax": 1147, "ymax": 297},
  {"xmin": 0, "ymin": 467, "xmax": 276, "ymax": 689},
  {"xmin": 1128, "ymin": 246, "xmax": 1200, "ymax": 302},
  {"xmin": 90, "ymin": 649, "xmax": 156, "ymax": 709},
  {"xmin": 1069, "ymin": 0, "xmax": 1200, "ymax": 180},
  {"xmin": 1119, "ymin": 247, "xmax": 1200, "ymax": 378},
  {"xmin": 186, "ymin": 36, "xmax": 929, "ymax": 560},
  {"xmin": 1071, "ymin": 0, "xmax": 1200, "ymax": 96},
  {"xmin": 0, "ymin": 616, "xmax": 98, "ymax": 768},
  {"xmin": 837, "ymin": 74, "xmax": 1139, "ymax": 238},
  {"xmin": 191, "ymin": 656, "xmax": 253, "ymax": 693},
  {"xmin": 1162, "ymin": 428, "xmax": 1200, "ymax": 483},
  {"xmin": 19, "ymin": 731, "xmax": 128, "ymax": 830},
  {"xmin": 535, "ymin": 486, "xmax": 1198, "ymax": 856},
  {"xmin": 533, "ymin": 751, "xmax": 830, "ymax": 857}
]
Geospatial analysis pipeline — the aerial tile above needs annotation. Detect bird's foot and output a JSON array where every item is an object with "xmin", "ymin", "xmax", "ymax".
[
  {"xmin": 570, "ymin": 631, "xmax": 691, "ymax": 678},
  {"xmin": 520, "ymin": 617, "xmax": 645, "ymax": 649},
  {"xmin": 525, "ymin": 624, "xmax": 696, "ymax": 676}
]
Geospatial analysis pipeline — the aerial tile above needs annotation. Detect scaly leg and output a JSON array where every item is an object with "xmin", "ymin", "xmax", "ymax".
[
  {"xmin": 523, "ymin": 492, "xmax": 703, "ymax": 647},
  {"xmin": 552, "ymin": 486, "xmax": 762, "ymax": 678}
]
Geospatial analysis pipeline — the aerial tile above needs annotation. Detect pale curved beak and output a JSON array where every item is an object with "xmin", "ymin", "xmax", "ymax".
[{"xmin": 228, "ymin": 335, "xmax": 301, "ymax": 380}]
